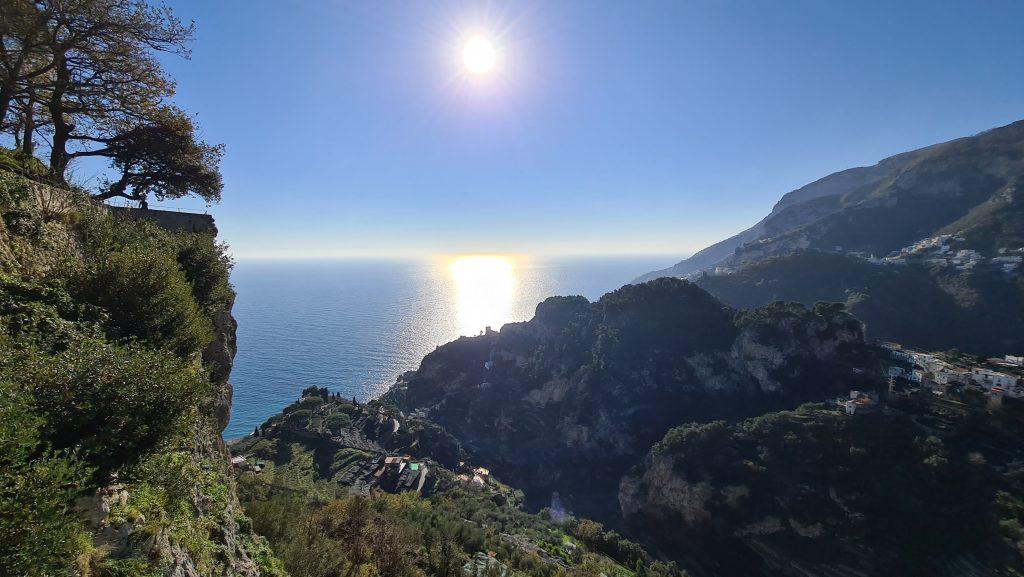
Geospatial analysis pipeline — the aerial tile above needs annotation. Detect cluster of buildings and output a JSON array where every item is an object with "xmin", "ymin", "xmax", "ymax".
[
  {"xmin": 863, "ymin": 234, "xmax": 1024, "ymax": 273},
  {"xmin": 883, "ymin": 343, "xmax": 1024, "ymax": 401},
  {"xmin": 339, "ymin": 454, "xmax": 430, "ymax": 496}
]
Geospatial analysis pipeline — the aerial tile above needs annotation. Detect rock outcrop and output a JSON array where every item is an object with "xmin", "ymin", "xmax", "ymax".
[
  {"xmin": 619, "ymin": 405, "xmax": 1024, "ymax": 577},
  {"xmin": 385, "ymin": 279, "xmax": 880, "ymax": 518}
]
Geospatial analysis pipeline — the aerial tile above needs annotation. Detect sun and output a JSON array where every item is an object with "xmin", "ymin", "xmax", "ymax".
[
  {"xmin": 447, "ymin": 255, "xmax": 515, "ymax": 336},
  {"xmin": 462, "ymin": 34, "xmax": 497, "ymax": 75}
]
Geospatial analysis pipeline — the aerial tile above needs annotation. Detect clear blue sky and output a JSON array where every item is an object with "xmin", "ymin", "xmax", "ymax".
[{"xmin": 128, "ymin": 0, "xmax": 1024, "ymax": 259}]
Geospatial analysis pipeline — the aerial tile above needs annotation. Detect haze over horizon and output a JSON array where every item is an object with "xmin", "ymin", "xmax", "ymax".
[{"xmin": 85, "ymin": 0, "xmax": 1024, "ymax": 259}]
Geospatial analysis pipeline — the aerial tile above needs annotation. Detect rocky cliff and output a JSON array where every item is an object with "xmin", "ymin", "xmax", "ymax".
[
  {"xmin": 384, "ymin": 278, "xmax": 881, "ymax": 518},
  {"xmin": 619, "ymin": 403, "xmax": 1024, "ymax": 577}
]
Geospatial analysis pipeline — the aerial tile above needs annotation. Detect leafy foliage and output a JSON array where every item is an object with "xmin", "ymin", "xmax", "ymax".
[
  {"xmin": 0, "ymin": 368, "xmax": 90, "ymax": 577},
  {"xmin": 4, "ymin": 336, "xmax": 205, "ymax": 475},
  {"xmin": 628, "ymin": 404, "xmax": 1024, "ymax": 575},
  {"xmin": 73, "ymin": 246, "xmax": 213, "ymax": 356},
  {"xmin": 0, "ymin": 195, "xmax": 252, "ymax": 575}
]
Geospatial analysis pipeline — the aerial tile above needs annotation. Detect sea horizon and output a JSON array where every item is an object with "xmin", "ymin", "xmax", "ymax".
[{"xmin": 225, "ymin": 254, "xmax": 673, "ymax": 438}]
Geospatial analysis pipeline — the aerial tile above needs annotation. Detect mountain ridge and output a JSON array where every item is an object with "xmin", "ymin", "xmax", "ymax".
[{"xmin": 635, "ymin": 120, "xmax": 1024, "ymax": 282}]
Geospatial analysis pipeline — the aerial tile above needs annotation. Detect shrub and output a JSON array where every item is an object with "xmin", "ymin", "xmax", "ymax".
[
  {"xmin": 297, "ymin": 397, "xmax": 324, "ymax": 410},
  {"xmin": 92, "ymin": 558, "xmax": 162, "ymax": 577},
  {"xmin": 0, "ymin": 171, "xmax": 43, "ymax": 241},
  {"xmin": 0, "ymin": 274, "xmax": 106, "ymax": 350},
  {"xmin": 74, "ymin": 247, "xmax": 212, "ymax": 357},
  {"xmin": 7, "ymin": 337, "xmax": 206, "ymax": 474},
  {"xmin": 325, "ymin": 413, "xmax": 352, "ymax": 434},
  {"xmin": 0, "ymin": 370, "xmax": 90, "ymax": 576},
  {"xmin": 173, "ymin": 232, "xmax": 234, "ymax": 314},
  {"xmin": 285, "ymin": 409, "xmax": 312, "ymax": 428},
  {"xmin": 0, "ymin": 148, "xmax": 52, "ymax": 180}
]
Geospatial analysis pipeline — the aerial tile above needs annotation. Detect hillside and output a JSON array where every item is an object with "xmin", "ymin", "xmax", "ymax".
[
  {"xmin": 695, "ymin": 250, "xmax": 1024, "ymax": 356},
  {"xmin": 225, "ymin": 275, "xmax": 1024, "ymax": 577},
  {"xmin": 381, "ymin": 279, "xmax": 882, "ymax": 518},
  {"xmin": 621, "ymin": 401, "xmax": 1024, "ymax": 576},
  {"xmin": 228, "ymin": 389, "xmax": 689, "ymax": 577},
  {"xmin": 637, "ymin": 120, "xmax": 1024, "ymax": 282},
  {"xmin": 0, "ymin": 171, "xmax": 282, "ymax": 576},
  {"xmin": 635, "ymin": 146, "xmax": 934, "ymax": 282}
]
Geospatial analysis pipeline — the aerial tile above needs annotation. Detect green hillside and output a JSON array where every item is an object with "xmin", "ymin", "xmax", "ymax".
[
  {"xmin": 696, "ymin": 250, "xmax": 1024, "ymax": 356},
  {"xmin": 0, "ymin": 171, "xmax": 281, "ymax": 576}
]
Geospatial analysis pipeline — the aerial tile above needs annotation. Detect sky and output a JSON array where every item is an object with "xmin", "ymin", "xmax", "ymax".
[{"xmin": 89, "ymin": 0, "xmax": 1024, "ymax": 259}]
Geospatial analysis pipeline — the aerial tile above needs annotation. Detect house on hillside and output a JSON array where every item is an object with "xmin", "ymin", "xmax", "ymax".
[
  {"xmin": 970, "ymin": 371, "xmax": 1019, "ymax": 397},
  {"xmin": 839, "ymin": 390, "xmax": 878, "ymax": 415}
]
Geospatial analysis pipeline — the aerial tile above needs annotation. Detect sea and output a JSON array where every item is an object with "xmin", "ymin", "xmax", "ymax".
[{"xmin": 224, "ymin": 255, "xmax": 672, "ymax": 439}]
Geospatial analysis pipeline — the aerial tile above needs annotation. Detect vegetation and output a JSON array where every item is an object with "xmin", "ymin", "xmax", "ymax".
[
  {"xmin": 12, "ymin": 337, "xmax": 205, "ymax": 474},
  {"xmin": 698, "ymin": 250, "xmax": 1024, "ymax": 356},
  {"xmin": 237, "ymin": 464, "xmax": 687, "ymax": 577},
  {"xmin": 624, "ymin": 403, "xmax": 1024, "ymax": 575},
  {"xmin": 388, "ymin": 277, "xmax": 877, "ymax": 519},
  {"xmin": 0, "ymin": 180, "xmax": 272, "ymax": 576},
  {"xmin": 234, "ymin": 384, "xmax": 689, "ymax": 577},
  {"xmin": 0, "ymin": 363, "xmax": 91, "ymax": 577},
  {"xmin": 0, "ymin": 0, "xmax": 222, "ymax": 203}
]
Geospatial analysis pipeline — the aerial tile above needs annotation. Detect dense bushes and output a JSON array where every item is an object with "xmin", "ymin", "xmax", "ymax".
[
  {"xmin": 0, "ymin": 203, "xmax": 240, "ymax": 575},
  {"xmin": 0, "ymin": 147, "xmax": 53, "ymax": 181},
  {"xmin": 70, "ymin": 213, "xmax": 235, "ymax": 357},
  {"xmin": 174, "ymin": 232, "xmax": 234, "ymax": 314},
  {"xmin": 0, "ymin": 273, "xmax": 105, "ymax": 348},
  {"xmin": 630, "ymin": 404, "xmax": 1023, "ymax": 574},
  {"xmin": 239, "ymin": 458, "xmax": 687, "ymax": 577},
  {"xmin": 74, "ymin": 247, "xmax": 213, "ymax": 357},
  {"xmin": 0, "ymin": 370, "xmax": 90, "ymax": 577},
  {"xmin": 7, "ymin": 338, "xmax": 206, "ymax": 475},
  {"xmin": 567, "ymin": 519, "xmax": 652, "ymax": 570}
]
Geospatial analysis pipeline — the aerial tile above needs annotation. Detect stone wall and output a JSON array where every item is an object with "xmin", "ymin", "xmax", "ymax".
[{"xmin": 108, "ymin": 206, "xmax": 218, "ymax": 235}]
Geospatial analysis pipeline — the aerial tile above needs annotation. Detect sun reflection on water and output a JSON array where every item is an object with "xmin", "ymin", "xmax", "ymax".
[{"xmin": 447, "ymin": 255, "xmax": 517, "ymax": 336}]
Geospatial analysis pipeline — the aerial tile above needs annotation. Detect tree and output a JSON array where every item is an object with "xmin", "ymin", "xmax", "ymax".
[
  {"xmin": 42, "ymin": 0, "xmax": 193, "ymax": 180},
  {"xmin": 87, "ymin": 106, "xmax": 223, "ymax": 204},
  {"xmin": 0, "ymin": 0, "xmax": 55, "ymax": 130}
]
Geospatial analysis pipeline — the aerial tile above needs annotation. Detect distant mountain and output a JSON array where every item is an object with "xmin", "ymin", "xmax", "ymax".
[{"xmin": 635, "ymin": 120, "xmax": 1024, "ymax": 282}]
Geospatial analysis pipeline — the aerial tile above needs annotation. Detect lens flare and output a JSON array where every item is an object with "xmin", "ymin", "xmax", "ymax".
[
  {"xmin": 448, "ymin": 255, "xmax": 515, "ymax": 335},
  {"xmin": 462, "ymin": 34, "xmax": 497, "ymax": 75}
]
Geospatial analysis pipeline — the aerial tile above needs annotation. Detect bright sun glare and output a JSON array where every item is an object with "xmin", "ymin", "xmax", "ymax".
[
  {"xmin": 462, "ymin": 34, "xmax": 497, "ymax": 75},
  {"xmin": 448, "ymin": 255, "xmax": 515, "ymax": 336}
]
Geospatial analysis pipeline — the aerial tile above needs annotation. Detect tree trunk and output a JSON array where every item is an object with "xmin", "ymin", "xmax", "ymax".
[
  {"xmin": 47, "ymin": 54, "xmax": 70, "ymax": 182},
  {"xmin": 21, "ymin": 85, "xmax": 35, "ymax": 156},
  {"xmin": 0, "ymin": 78, "xmax": 15, "ymax": 131}
]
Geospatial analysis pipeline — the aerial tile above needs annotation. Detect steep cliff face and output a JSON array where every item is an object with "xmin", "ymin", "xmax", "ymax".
[{"xmin": 385, "ymin": 279, "xmax": 880, "ymax": 517}]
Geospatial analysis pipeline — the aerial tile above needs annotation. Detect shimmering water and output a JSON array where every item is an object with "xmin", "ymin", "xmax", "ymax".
[{"xmin": 224, "ymin": 255, "xmax": 670, "ymax": 439}]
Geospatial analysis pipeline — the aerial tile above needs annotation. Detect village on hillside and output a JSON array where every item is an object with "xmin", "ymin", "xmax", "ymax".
[
  {"xmin": 229, "ymin": 387, "xmax": 504, "ymax": 499},
  {"xmin": 687, "ymin": 233, "xmax": 1024, "ymax": 280},
  {"xmin": 863, "ymin": 234, "xmax": 1024, "ymax": 273},
  {"xmin": 834, "ymin": 343, "xmax": 1024, "ymax": 418}
]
